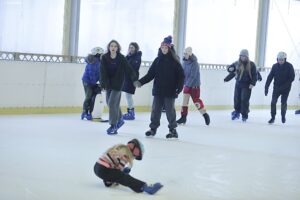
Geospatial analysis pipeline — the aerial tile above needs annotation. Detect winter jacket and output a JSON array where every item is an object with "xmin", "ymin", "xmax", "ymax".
[
  {"xmin": 139, "ymin": 53, "xmax": 184, "ymax": 98},
  {"xmin": 98, "ymin": 144, "xmax": 134, "ymax": 170},
  {"xmin": 183, "ymin": 54, "xmax": 200, "ymax": 87},
  {"xmin": 265, "ymin": 61, "xmax": 295, "ymax": 91},
  {"xmin": 224, "ymin": 60, "xmax": 257, "ymax": 88},
  {"xmin": 100, "ymin": 53, "xmax": 137, "ymax": 91},
  {"xmin": 122, "ymin": 51, "xmax": 142, "ymax": 94},
  {"xmin": 82, "ymin": 55, "xmax": 100, "ymax": 85}
]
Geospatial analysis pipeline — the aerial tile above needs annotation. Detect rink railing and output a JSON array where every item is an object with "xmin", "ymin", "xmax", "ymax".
[{"xmin": 1, "ymin": 51, "xmax": 299, "ymax": 74}]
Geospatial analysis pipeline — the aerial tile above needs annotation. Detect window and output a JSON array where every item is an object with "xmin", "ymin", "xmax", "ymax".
[
  {"xmin": 78, "ymin": 0, "xmax": 174, "ymax": 60},
  {"xmin": 265, "ymin": 0, "xmax": 300, "ymax": 69},
  {"xmin": 0, "ymin": 0, "xmax": 65, "ymax": 54},
  {"xmin": 186, "ymin": 0, "xmax": 258, "ymax": 64}
]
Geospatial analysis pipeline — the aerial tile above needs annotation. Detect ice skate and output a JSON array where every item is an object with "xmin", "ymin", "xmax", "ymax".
[
  {"xmin": 166, "ymin": 129, "xmax": 178, "ymax": 139},
  {"xmin": 123, "ymin": 108, "xmax": 135, "ymax": 120},
  {"xmin": 145, "ymin": 128, "xmax": 157, "ymax": 137},
  {"xmin": 268, "ymin": 117, "xmax": 275, "ymax": 124},
  {"xmin": 231, "ymin": 111, "xmax": 240, "ymax": 120},
  {"xmin": 143, "ymin": 183, "xmax": 163, "ymax": 195},
  {"xmin": 107, "ymin": 125, "xmax": 118, "ymax": 135},
  {"xmin": 203, "ymin": 113, "xmax": 210, "ymax": 125},
  {"xmin": 176, "ymin": 116, "xmax": 186, "ymax": 125}
]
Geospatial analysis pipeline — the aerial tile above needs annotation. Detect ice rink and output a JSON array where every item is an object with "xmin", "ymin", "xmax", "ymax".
[{"xmin": 0, "ymin": 109, "xmax": 299, "ymax": 200}]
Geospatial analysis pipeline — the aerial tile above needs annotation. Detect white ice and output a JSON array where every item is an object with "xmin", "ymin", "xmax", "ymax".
[{"xmin": 0, "ymin": 109, "xmax": 300, "ymax": 200}]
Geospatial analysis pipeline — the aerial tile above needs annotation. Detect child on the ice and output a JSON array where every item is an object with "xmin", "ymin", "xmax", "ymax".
[
  {"xmin": 94, "ymin": 139, "xmax": 163, "ymax": 194},
  {"xmin": 81, "ymin": 47, "xmax": 104, "ymax": 120}
]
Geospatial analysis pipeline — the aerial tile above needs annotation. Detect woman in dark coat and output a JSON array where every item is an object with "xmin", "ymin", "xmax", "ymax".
[{"xmin": 122, "ymin": 42, "xmax": 142, "ymax": 120}]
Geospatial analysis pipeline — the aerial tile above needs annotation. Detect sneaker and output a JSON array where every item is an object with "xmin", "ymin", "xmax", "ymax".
[
  {"xmin": 268, "ymin": 117, "xmax": 275, "ymax": 124},
  {"xmin": 166, "ymin": 129, "xmax": 178, "ymax": 139},
  {"xmin": 145, "ymin": 128, "xmax": 157, "ymax": 137},
  {"xmin": 107, "ymin": 125, "xmax": 118, "ymax": 135},
  {"xmin": 143, "ymin": 183, "xmax": 163, "ymax": 195}
]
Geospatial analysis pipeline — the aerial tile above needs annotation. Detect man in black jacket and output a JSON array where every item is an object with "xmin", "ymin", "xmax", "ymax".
[{"xmin": 265, "ymin": 52, "xmax": 295, "ymax": 124}]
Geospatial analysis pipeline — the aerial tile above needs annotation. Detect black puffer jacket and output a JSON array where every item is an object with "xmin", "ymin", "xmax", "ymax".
[
  {"xmin": 122, "ymin": 51, "xmax": 142, "ymax": 94},
  {"xmin": 100, "ymin": 53, "xmax": 137, "ymax": 91},
  {"xmin": 265, "ymin": 61, "xmax": 295, "ymax": 91},
  {"xmin": 139, "ymin": 53, "xmax": 184, "ymax": 98}
]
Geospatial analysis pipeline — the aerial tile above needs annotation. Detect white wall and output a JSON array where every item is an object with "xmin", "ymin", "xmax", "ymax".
[{"xmin": 0, "ymin": 61, "xmax": 299, "ymax": 109}]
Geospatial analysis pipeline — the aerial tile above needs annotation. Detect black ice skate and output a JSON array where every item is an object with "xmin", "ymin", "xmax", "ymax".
[
  {"xmin": 145, "ymin": 128, "xmax": 157, "ymax": 137},
  {"xmin": 166, "ymin": 129, "xmax": 178, "ymax": 139},
  {"xmin": 176, "ymin": 116, "xmax": 186, "ymax": 125},
  {"xmin": 268, "ymin": 117, "xmax": 275, "ymax": 124},
  {"xmin": 203, "ymin": 113, "xmax": 210, "ymax": 125},
  {"xmin": 281, "ymin": 116, "xmax": 286, "ymax": 124}
]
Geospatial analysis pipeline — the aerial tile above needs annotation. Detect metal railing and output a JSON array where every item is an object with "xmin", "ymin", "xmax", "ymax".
[{"xmin": 1, "ymin": 50, "xmax": 299, "ymax": 74}]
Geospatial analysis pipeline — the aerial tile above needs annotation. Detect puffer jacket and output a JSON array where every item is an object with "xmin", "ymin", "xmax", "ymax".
[{"xmin": 82, "ymin": 55, "xmax": 100, "ymax": 85}]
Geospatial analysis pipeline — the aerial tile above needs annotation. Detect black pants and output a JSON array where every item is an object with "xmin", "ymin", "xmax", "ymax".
[
  {"xmin": 270, "ymin": 87, "xmax": 291, "ymax": 118},
  {"xmin": 234, "ymin": 84, "xmax": 252, "ymax": 119},
  {"xmin": 94, "ymin": 162, "xmax": 145, "ymax": 193},
  {"xmin": 150, "ymin": 96, "xmax": 177, "ymax": 130},
  {"xmin": 83, "ymin": 82, "xmax": 102, "ymax": 113}
]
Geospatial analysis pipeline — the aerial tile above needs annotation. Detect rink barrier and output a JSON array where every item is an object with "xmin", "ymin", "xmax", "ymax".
[{"xmin": 1, "ymin": 51, "xmax": 300, "ymax": 74}]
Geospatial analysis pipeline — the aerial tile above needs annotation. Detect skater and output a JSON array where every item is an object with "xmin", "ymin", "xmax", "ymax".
[
  {"xmin": 94, "ymin": 138, "xmax": 163, "ymax": 194},
  {"xmin": 265, "ymin": 51, "xmax": 295, "ymax": 124},
  {"xmin": 176, "ymin": 47, "xmax": 210, "ymax": 126},
  {"xmin": 81, "ymin": 47, "xmax": 104, "ymax": 121},
  {"xmin": 122, "ymin": 42, "xmax": 142, "ymax": 120},
  {"xmin": 134, "ymin": 36, "xmax": 184, "ymax": 138},
  {"xmin": 100, "ymin": 40, "xmax": 137, "ymax": 134},
  {"xmin": 224, "ymin": 49, "xmax": 257, "ymax": 122}
]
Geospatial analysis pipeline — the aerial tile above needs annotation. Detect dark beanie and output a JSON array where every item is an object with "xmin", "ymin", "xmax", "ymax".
[{"xmin": 161, "ymin": 35, "xmax": 172, "ymax": 47}]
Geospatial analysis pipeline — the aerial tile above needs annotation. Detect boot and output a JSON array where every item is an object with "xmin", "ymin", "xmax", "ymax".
[
  {"xmin": 145, "ymin": 128, "xmax": 157, "ymax": 137},
  {"xmin": 116, "ymin": 117, "xmax": 125, "ymax": 129},
  {"xmin": 176, "ymin": 115, "xmax": 187, "ymax": 125},
  {"xmin": 166, "ymin": 129, "xmax": 178, "ymax": 139},
  {"xmin": 281, "ymin": 116, "xmax": 286, "ymax": 124},
  {"xmin": 123, "ymin": 108, "xmax": 135, "ymax": 120},
  {"xmin": 106, "ymin": 124, "xmax": 118, "ymax": 135},
  {"xmin": 143, "ymin": 183, "xmax": 163, "ymax": 195},
  {"xmin": 268, "ymin": 117, "xmax": 275, "ymax": 124},
  {"xmin": 231, "ymin": 111, "xmax": 240, "ymax": 120},
  {"xmin": 203, "ymin": 113, "xmax": 210, "ymax": 125}
]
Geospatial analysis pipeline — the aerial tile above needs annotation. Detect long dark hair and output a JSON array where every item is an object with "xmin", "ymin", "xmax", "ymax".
[
  {"xmin": 106, "ymin": 39, "xmax": 121, "ymax": 54},
  {"xmin": 158, "ymin": 45, "xmax": 181, "ymax": 65},
  {"xmin": 129, "ymin": 42, "xmax": 139, "ymax": 53}
]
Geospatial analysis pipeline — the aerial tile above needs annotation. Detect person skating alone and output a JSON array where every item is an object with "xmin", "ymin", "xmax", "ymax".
[{"xmin": 265, "ymin": 51, "xmax": 295, "ymax": 124}]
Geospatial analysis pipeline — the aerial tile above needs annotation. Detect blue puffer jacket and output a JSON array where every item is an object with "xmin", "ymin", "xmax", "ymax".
[
  {"xmin": 122, "ymin": 51, "xmax": 142, "ymax": 94},
  {"xmin": 183, "ymin": 54, "xmax": 200, "ymax": 87},
  {"xmin": 82, "ymin": 55, "xmax": 100, "ymax": 85}
]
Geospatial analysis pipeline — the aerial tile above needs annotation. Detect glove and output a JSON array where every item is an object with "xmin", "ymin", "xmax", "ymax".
[
  {"xmin": 264, "ymin": 88, "xmax": 268, "ymax": 96},
  {"xmin": 133, "ymin": 81, "xmax": 142, "ymax": 88},
  {"xmin": 122, "ymin": 167, "xmax": 131, "ymax": 174},
  {"xmin": 249, "ymin": 84, "xmax": 254, "ymax": 89}
]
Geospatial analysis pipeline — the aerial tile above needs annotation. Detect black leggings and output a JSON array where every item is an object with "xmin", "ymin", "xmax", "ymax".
[{"xmin": 94, "ymin": 162, "xmax": 145, "ymax": 193}]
